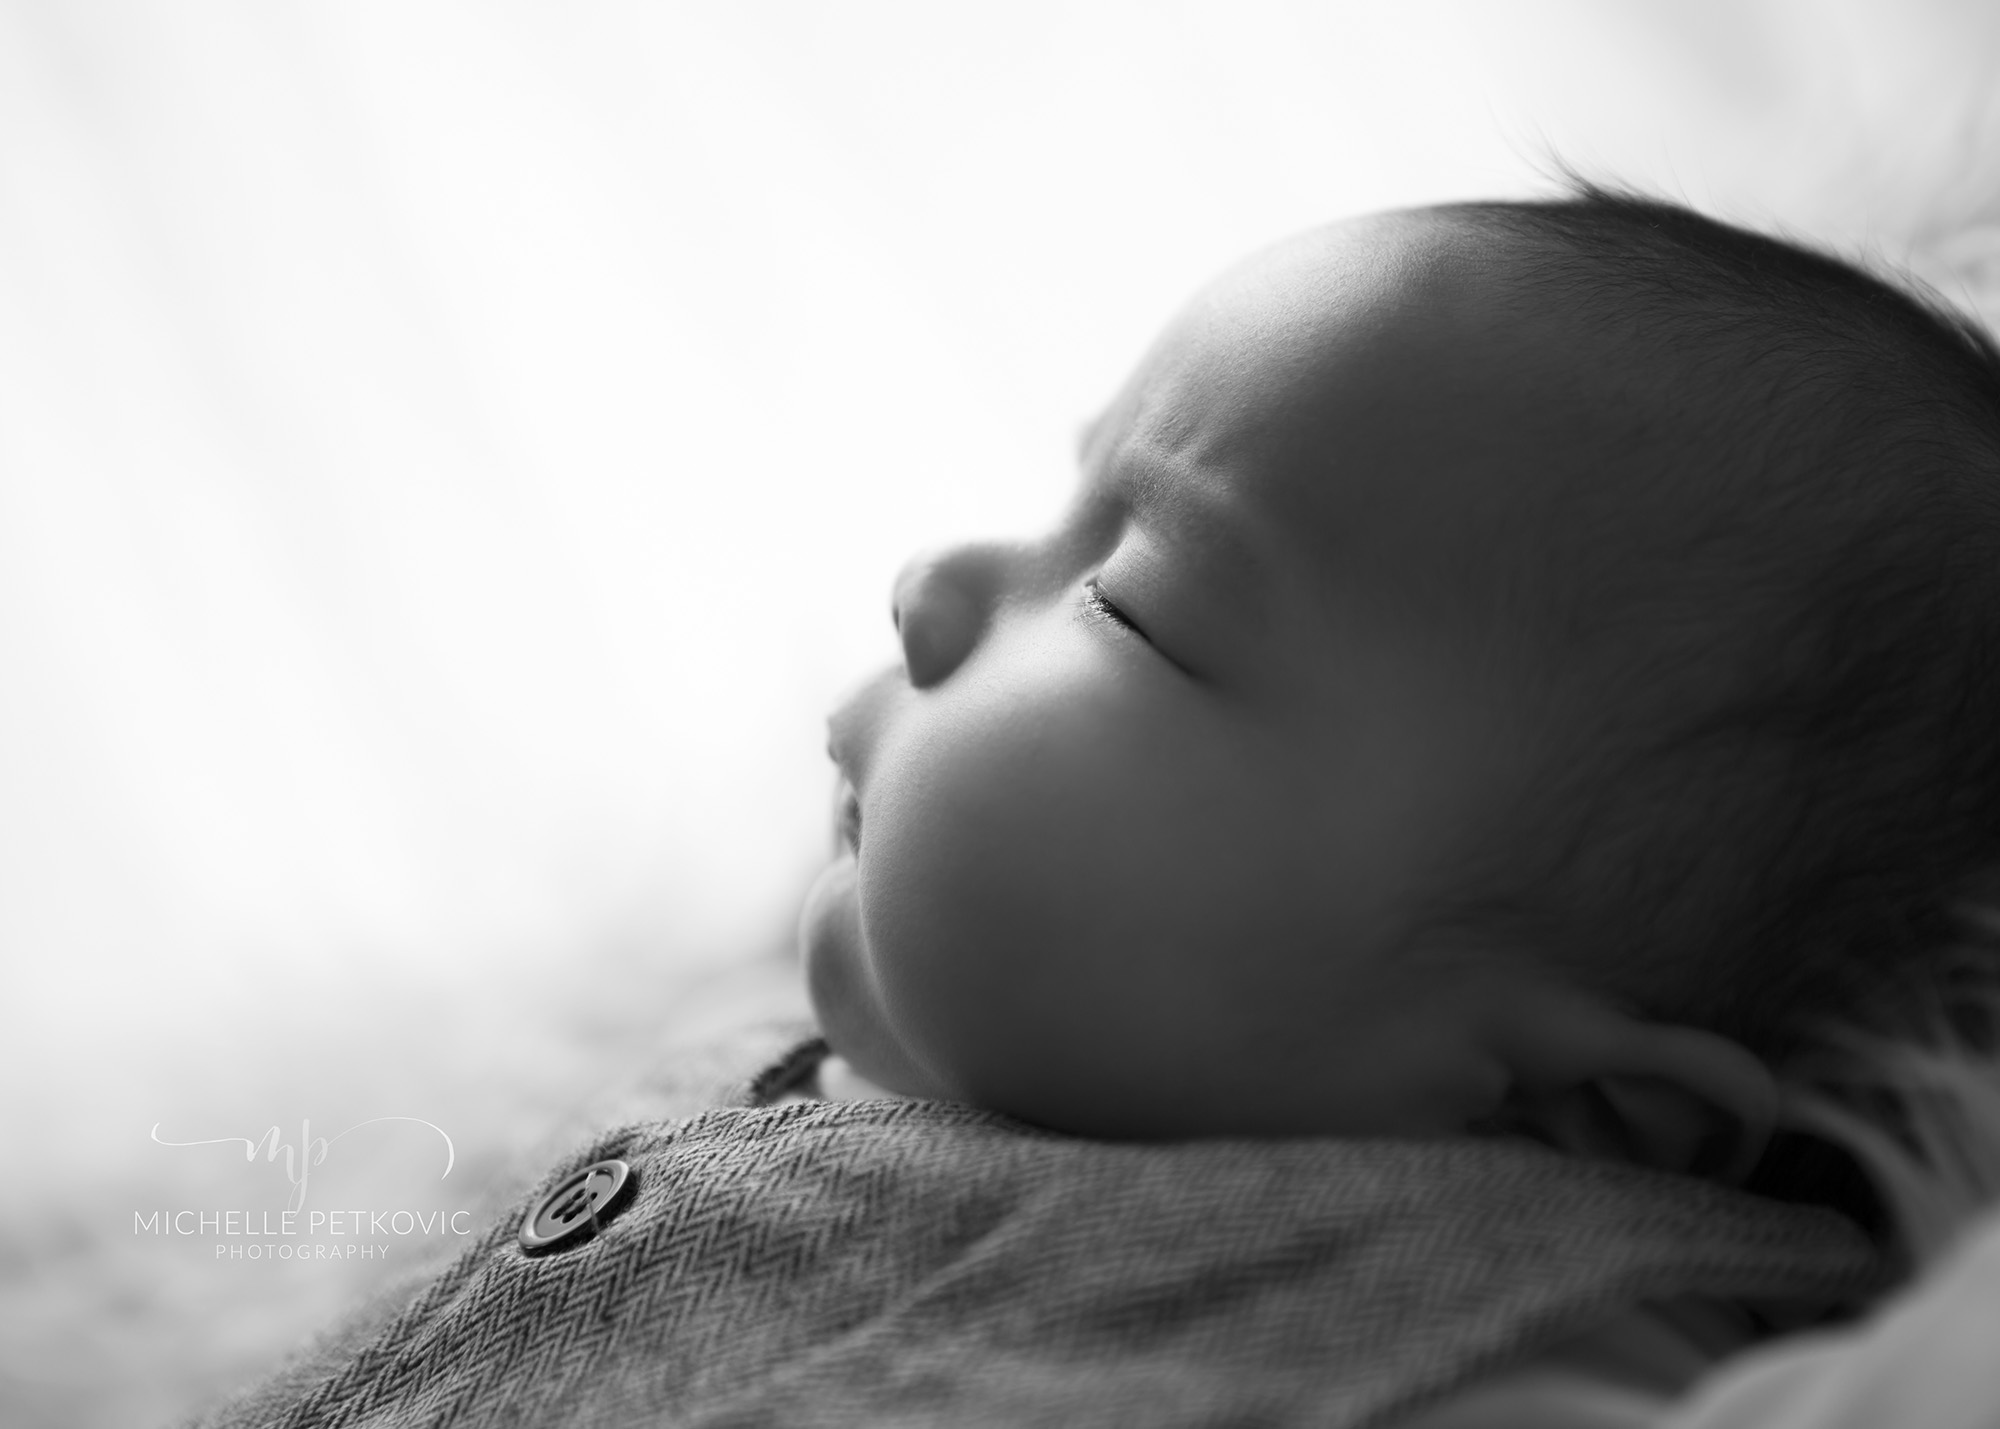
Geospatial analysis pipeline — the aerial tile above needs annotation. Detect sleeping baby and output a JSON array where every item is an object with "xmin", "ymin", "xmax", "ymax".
[
  {"xmin": 805, "ymin": 187, "xmax": 2000, "ymax": 1158},
  {"xmin": 191, "ymin": 189, "xmax": 2000, "ymax": 1428},
  {"xmin": 796, "ymin": 186, "xmax": 2000, "ymax": 1420}
]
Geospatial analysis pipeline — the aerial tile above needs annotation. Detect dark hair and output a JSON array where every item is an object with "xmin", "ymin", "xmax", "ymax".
[{"xmin": 1428, "ymin": 185, "xmax": 2000, "ymax": 1059}]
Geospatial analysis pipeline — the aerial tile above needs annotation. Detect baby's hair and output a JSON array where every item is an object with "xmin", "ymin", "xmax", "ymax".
[{"xmin": 1423, "ymin": 184, "xmax": 2000, "ymax": 1066}]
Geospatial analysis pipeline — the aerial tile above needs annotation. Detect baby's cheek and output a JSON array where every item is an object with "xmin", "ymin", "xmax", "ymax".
[
  {"xmin": 855, "ymin": 833, "xmax": 1007, "ymax": 1099},
  {"xmin": 849, "ymin": 641, "xmax": 1242, "ymax": 1119},
  {"xmin": 857, "ymin": 817, "xmax": 1202, "ymax": 1134},
  {"xmin": 854, "ymin": 766, "xmax": 1084, "ymax": 1099}
]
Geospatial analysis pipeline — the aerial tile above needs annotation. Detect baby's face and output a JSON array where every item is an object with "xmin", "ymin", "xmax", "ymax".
[{"xmin": 803, "ymin": 209, "xmax": 1623, "ymax": 1139}]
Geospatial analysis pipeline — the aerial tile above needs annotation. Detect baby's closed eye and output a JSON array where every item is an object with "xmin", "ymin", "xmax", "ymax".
[{"xmin": 1082, "ymin": 578, "xmax": 1146, "ymax": 638}]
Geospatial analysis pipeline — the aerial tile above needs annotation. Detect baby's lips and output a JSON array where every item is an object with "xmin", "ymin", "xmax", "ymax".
[
  {"xmin": 827, "ymin": 774, "xmax": 862, "ymax": 856},
  {"xmin": 838, "ymin": 782, "xmax": 862, "ymax": 854}
]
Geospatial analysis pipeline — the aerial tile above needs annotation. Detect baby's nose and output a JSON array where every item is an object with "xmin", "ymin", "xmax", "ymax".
[{"xmin": 890, "ymin": 543, "xmax": 1003, "ymax": 687}]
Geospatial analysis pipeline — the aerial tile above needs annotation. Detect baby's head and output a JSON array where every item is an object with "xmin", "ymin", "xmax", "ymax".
[{"xmin": 802, "ymin": 189, "xmax": 2000, "ymax": 1172}]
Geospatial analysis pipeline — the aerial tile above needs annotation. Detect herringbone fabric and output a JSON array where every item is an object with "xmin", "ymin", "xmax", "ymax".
[{"xmin": 189, "ymin": 1030, "xmax": 1881, "ymax": 1429}]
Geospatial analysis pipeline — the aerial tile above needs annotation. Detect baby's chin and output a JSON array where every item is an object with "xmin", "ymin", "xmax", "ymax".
[{"xmin": 798, "ymin": 856, "xmax": 943, "ymax": 1099}]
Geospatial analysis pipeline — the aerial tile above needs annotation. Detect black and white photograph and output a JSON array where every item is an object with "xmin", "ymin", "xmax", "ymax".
[{"xmin": 5, "ymin": 3, "xmax": 2000, "ymax": 1426}]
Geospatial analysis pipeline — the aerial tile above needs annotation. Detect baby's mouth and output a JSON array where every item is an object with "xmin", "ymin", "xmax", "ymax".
[{"xmin": 834, "ymin": 779, "xmax": 862, "ymax": 857}]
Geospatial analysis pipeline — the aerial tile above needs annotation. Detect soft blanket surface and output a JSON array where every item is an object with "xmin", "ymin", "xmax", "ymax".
[{"xmin": 189, "ymin": 1031, "xmax": 1877, "ymax": 1429}]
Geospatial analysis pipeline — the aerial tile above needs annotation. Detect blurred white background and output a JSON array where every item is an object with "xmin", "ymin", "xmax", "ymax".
[{"xmin": 3, "ymin": 2, "xmax": 1998, "ymax": 1424}]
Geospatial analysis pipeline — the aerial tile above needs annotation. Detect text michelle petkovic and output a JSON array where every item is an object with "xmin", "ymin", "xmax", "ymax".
[{"xmin": 134, "ymin": 1207, "xmax": 474, "ymax": 1261}]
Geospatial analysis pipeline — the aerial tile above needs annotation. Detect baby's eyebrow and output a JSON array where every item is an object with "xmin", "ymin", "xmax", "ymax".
[{"xmin": 1121, "ymin": 459, "xmax": 1271, "ymax": 626}]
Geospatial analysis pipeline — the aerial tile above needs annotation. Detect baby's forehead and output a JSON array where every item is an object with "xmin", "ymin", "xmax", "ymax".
[
  {"xmin": 1119, "ymin": 209, "xmax": 1653, "ymax": 446},
  {"xmin": 1080, "ymin": 208, "xmax": 1823, "ymax": 701},
  {"xmin": 1096, "ymin": 213, "xmax": 1694, "ymax": 581}
]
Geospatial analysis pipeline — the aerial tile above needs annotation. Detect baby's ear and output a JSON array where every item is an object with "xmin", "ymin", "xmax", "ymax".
[{"xmin": 1485, "ymin": 988, "xmax": 1778, "ymax": 1184}]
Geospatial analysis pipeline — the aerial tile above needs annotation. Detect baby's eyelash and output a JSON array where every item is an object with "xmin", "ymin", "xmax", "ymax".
[{"xmin": 1082, "ymin": 579, "xmax": 1142, "ymax": 634}]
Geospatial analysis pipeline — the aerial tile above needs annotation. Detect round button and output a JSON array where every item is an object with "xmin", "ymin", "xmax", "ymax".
[{"xmin": 519, "ymin": 1158, "xmax": 636, "ymax": 1253}]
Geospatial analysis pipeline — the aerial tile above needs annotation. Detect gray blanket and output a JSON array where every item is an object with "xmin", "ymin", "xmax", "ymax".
[{"xmin": 189, "ymin": 1027, "xmax": 1880, "ymax": 1428}]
